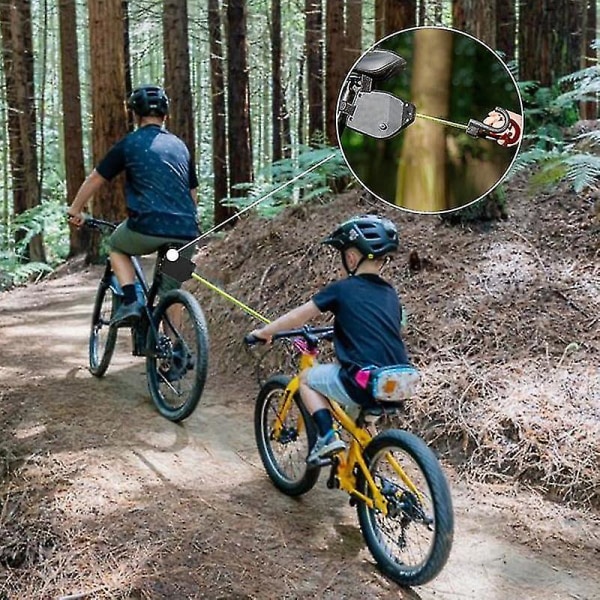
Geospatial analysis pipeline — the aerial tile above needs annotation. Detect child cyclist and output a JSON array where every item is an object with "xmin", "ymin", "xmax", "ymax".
[{"xmin": 249, "ymin": 215, "xmax": 411, "ymax": 464}]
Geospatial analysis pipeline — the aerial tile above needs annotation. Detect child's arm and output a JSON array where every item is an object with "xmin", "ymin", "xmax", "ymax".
[{"xmin": 250, "ymin": 300, "xmax": 321, "ymax": 343}]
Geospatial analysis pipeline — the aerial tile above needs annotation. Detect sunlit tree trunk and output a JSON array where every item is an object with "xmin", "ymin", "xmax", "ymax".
[
  {"xmin": 227, "ymin": 0, "xmax": 253, "ymax": 198},
  {"xmin": 208, "ymin": 0, "xmax": 230, "ymax": 225},
  {"xmin": 163, "ymin": 0, "xmax": 195, "ymax": 165},
  {"xmin": 305, "ymin": 0, "xmax": 323, "ymax": 143},
  {"xmin": 58, "ymin": 0, "xmax": 88, "ymax": 257},
  {"xmin": 88, "ymin": 0, "xmax": 128, "ymax": 262},
  {"xmin": 0, "ymin": 0, "xmax": 45, "ymax": 262},
  {"xmin": 396, "ymin": 28, "xmax": 452, "ymax": 212}
]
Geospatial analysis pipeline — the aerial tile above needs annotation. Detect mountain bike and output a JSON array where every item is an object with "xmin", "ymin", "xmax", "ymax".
[
  {"xmin": 86, "ymin": 217, "xmax": 209, "ymax": 422},
  {"xmin": 245, "ymin": 327, "xmax": 454, "ymax": 587}
]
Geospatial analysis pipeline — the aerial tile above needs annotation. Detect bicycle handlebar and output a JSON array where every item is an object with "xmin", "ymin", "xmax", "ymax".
[
  {"xmin": 244, "ymin": 326, "xmax": 334, "ymax": 347},
  {"xmin": 67, "ymin": 213, "xmax": 118, "ymax": 231}
]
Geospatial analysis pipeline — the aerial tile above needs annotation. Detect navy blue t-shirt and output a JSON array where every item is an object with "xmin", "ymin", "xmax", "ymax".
[
  {"xmin": 96, "ymin": 125, "xmax": 200, "ymax": 240},
  {"xmin": 312, "ymin": 273, "xmax": 410, "ymax": 405}
]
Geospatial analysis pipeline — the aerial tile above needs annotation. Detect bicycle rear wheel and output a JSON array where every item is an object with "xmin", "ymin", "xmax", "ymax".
[
  {"xmin": 89, "ymin": 280, "xmax": 118, "ymax": 377},
  {"xmin": 356, "ymin": 430, "xmax": 453, "ymax": 587},
  {"xmin": 255, "ymin": 375, "xmax": 320, "ymax": 496},
  {"xmin": 146, "ymin": 290, "xmax": 209, "ymax": 422}
]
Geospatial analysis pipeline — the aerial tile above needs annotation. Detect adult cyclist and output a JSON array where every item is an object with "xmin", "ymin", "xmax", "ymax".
[{"xmin": 68, "ymin": 84, "xmax": 199, "ymax": 326}]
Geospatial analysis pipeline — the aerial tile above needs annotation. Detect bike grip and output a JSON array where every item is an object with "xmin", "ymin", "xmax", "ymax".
[{"xmin": 244, "ymin": 333, "xmax": 264, "ymax": 346}]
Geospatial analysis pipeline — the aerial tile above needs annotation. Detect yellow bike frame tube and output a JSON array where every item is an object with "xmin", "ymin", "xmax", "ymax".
[
  {"xmin": 191, "ymin": 272, "xmax": 271, "ymax": 324},
  {"xmin": 273, "ymin": 376, "xmax": 301, "ymax": 438}
]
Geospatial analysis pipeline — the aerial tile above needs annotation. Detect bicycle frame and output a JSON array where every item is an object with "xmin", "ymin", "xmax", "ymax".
[{"xmin": 274, "ymin": 343, "xmax": 423, "ymax": 515}]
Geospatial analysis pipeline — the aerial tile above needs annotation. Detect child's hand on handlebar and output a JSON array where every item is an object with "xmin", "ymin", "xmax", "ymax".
[{"xmin": 246, "ymin": 328, "xmax": 272, "ymax": 346}]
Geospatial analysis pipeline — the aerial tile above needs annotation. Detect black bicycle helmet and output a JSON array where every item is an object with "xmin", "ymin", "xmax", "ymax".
[
  {"xmin": 323, "ymin": 214, "xmax": 399, "ymax": 258},
  {"xmin": 127, "ymin": 84, "xmax": 169, "ymax": 117}
]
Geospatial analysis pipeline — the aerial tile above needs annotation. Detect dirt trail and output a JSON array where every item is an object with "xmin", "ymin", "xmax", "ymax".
[{"xmin": 1, "ymin": 265, "xmax": 599, "ymax": 599}]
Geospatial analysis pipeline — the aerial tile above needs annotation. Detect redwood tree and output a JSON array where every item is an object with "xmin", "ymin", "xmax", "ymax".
[
  {"xmin": 375, "ymin": 0, "xmax": 416, "ymax": 42},
  {"xmin": 58, "ymin": 0, "xmax": 88, "ymax": 256},
  {"xmin": 0, "ymin": 0, "xmax": 45, "ymax": 262},
  {"xmin": 305, "ymin": 0, "xmax": 324, "ymax": 142},
  {"xmin": 163, "ymin": 0, "xmax": 195, "ymax": 164},
  {"xmin": 227, "ymin": 0, "xmax": 253, "ymax": 199},
  {"xmin": 208, "ymin": 0, "xmax": 230, "ymax": 224},
  {"xmin": 88, "ymin": 0, "xmax": 128, "ymax": 261}
]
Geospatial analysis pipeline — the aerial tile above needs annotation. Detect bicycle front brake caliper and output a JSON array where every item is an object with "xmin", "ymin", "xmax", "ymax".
[{"xmin": 339, "ymin": 50, "xmax": 416, "ymax": 140}]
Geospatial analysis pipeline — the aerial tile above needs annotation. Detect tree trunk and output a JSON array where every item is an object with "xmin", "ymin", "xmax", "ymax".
[
  {"xmin": 271, "ymin": 0, "xmax": 283, "ymax": 162},
  {"xmin": 305, "ymin": 0, "xmax": 323, "ymax": 143},
  {"xmin": 496, "ymin": 0, "xmax": 516, "ymax": 61},
  {"xmin": 396, "ymin": 28, "xmax": 452, "ymax": 212},
  {"xmin": 519, "ymin": 0, "xmax": 584, "ymax": 85},
  {"xmin": 208, "ymin": 0, "xmax": 230, "ymax": 225},
  {"xmin": 227, "ymin": 0, "xmax": 253, "ymax": 198},
  {"xmin": 0, "ymin": 0, "xmax": 45, "ymax": 262},
  {"xmin": 325, "ymin": 0, "xmax": 345, "ymax": 144},
  {"xmin": 375, "ymin": 0, "xmax": 416, "ymax": 41},
  {"xmin": 453, "ymin": 0, "xmax": 496, "ymax": 47},
  {"xmin": 88, "ymin": 0, "xmax": 128, "ymax": 262},
  {"xmin": 580, "ymin": 0, "xmax": 597, "ymax": 119},
  {"xmin": 58, "ymin": 0, "xmax": 89, "ymax": 256},
  {"xmin": 123, "ymin": 1, "xmax": 134, "ymax": 131},
  {"xmin": 163, "ymin": 0, "xmax": 195, "ymax": 164}
]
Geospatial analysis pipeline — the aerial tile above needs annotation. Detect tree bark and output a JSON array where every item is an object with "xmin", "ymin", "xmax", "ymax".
[
  {"xmin": 58, "ymin": 0, "xmax": 89, "ymax": 256},
  {"xmin": 271, "ymin": 0, "xmax": 283, "ymax": 162},
  {"xmin": 325, "ymin": 0, "xmax": 344, "ymax": 144},
  {"xmin": 453, "ymin": 0, "xmax": 496, "ymax": 47},
  {"xmin": 208, "ymin": 0, "xmax": 230, "ymax": 225},
  {"xmin": 519, "ymin": 0, "xmax": 585, "ymax": 85},
  {"xmin": 580, "ymin": 0, "xmax": 597, "ymax": 119},
  {"xmin": 227, "ymin": 0, "xmax": 253, "ymax": 198},
  {"xmin": 375, "ymin": 0, "xmax": 416, "ymax": 41},
  {"xmin": 396, "ymin": 28, "xmax": 452, "ymax": 212},
  {"xmin": 0, "ymin": 0, "xmax": 45, "ymax": 262},
  {"xmin": 163, "ymin": 0, "xmax": 195, "ymax": 164},
  {"xmin": 305, "ymin": 0, "xmax": 324, "ymax": 142},
  {"xmin": 88, "ymin": 0, "xmax": 128, "ymax": 262},
  {"xmin": 496, "ymin": 0, "xmax": 515, "ymax": 61}
]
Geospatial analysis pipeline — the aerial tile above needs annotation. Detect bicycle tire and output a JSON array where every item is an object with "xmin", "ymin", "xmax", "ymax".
[
  {"xmin": 255, "ymin": 375, "xmax": 320, "ymax": 496},
  {"xmin": 88, "ymin": 280, "xmax": 118, "ymax": 377},
  {"xmin": 356, "ymin": 429, "xmax": 453, "ymax": 587},
  {"xmin": 145, "ymin": 290, "xmax": 209, "ymax": 422}
]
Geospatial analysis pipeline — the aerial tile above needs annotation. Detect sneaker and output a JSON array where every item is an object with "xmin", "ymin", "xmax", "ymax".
[
  {"xmin": 307, "ymin": 430, "xmax": 346, "ymax": 464},
  {"xmin": 110, "ymin": 301, "xmax": 142, "ymax": 327}
]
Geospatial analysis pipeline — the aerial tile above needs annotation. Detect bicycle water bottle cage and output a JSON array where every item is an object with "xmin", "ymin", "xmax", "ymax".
[{"xmin": 338, "ymin": 50, "xmax": 416, "ymax": 140}]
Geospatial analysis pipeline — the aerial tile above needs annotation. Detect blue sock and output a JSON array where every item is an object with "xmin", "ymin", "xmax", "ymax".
[{"xmin": 312, "ymin": 409, "xmax": 333, "ymax": 437}]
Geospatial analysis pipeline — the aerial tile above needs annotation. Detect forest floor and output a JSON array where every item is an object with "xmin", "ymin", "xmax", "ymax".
[{"xmin": 0, "ymin": 181, "xmax": 599, "ymax": 599}]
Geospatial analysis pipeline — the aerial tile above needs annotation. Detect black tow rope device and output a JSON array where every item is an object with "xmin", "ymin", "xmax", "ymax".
[{"xmin": 338, "ymin": 49, "xmax": 521, "ymax": 146}]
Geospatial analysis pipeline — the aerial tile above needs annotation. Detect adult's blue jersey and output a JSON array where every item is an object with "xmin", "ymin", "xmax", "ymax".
[{"xmin": 96, "ymin": 124, "xmax": 200, "ymax": 240}]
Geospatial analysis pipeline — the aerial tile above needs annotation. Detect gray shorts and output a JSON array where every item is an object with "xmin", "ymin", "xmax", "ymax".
[
  {"xmin": 109, "ymin": 221, "xmax": 196, "ymax": 294},
  {"xmin": 304, "ymin": 363, "xmax": 362, "ymax": 417}
]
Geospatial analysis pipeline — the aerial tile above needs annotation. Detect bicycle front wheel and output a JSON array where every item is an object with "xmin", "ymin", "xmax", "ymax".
[
  {"xmin": 89, "ymin": 280, "xmax": 118, "ymax": 377},
  {"xmin": 146, "ymin": 290, "xmax": 209, "ymax": 422},
  {"xmin": 356, "ymin": 430, "xmax": 454, "ymax": 587},
  {"xmin": 255, "ymin": 375, "xmax": 320, "ymax": 496}
]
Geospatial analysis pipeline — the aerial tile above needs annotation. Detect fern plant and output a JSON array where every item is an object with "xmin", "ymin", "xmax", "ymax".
[
  {"xmin": 511, "ymin": 50, "xmax": 600, "ymax": 195},
  {"xmin": 222, "ymin": 144, "xmax": 351, "ymax": 218}
]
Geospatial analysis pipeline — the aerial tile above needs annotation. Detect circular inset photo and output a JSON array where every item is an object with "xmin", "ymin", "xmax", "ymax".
[{"xmin": 337, "ymin": 27, "xmax": 523, "ymax": 214}]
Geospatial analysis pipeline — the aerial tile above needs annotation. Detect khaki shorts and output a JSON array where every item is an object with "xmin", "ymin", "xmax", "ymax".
[{"xmin": 109, "ymin": 221, "xmax": 196, "ymax": 295}]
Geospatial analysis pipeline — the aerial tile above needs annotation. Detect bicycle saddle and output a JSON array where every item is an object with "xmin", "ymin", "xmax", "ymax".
[{"xmin": 353, "ymin": 50, "xmax": 406, "ymax": 81}]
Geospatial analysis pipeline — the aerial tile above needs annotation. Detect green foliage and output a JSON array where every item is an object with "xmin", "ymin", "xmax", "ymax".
[
  {"xmin": 511, "ymin": 53, "xmax": 600, "ymax": 195},
  {"xmin": 222, "ymin": 145, "xmax": 351, "ymax": 218},
  {"xmin": 0, "ymin": 195, "xmax": 70, "ymax": 290}
]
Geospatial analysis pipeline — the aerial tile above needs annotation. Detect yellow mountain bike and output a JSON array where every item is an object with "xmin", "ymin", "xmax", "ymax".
[{"xmin": 245, "ymin": 327, "xmax": 454, "ymax": 587}]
